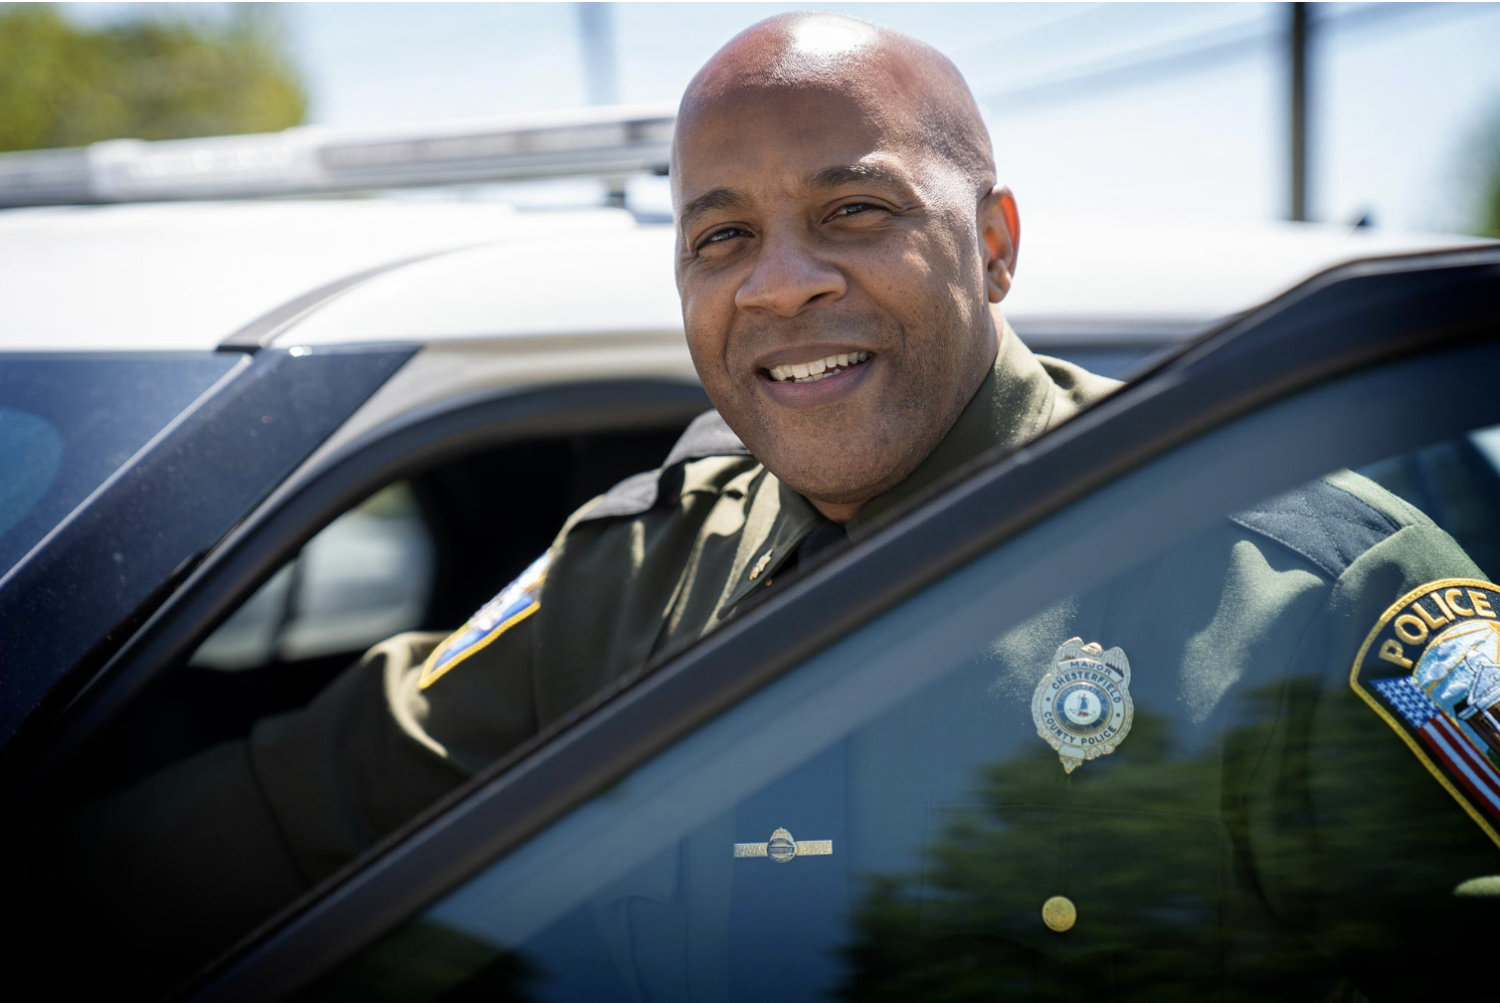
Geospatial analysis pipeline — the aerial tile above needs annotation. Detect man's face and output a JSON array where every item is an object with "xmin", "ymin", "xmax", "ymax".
[{"xmin": 673, "ymin": 84, "xmax": 1000, "ymax": 517}]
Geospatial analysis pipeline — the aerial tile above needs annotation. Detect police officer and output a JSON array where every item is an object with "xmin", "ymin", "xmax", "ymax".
[
  {"xmin": 24, "ymin": 12, "xmax": 1500, "ymax": 1000},
  {"xmin": 231, "ymin": 12, "xmax": 1117, "ymax": 888}
]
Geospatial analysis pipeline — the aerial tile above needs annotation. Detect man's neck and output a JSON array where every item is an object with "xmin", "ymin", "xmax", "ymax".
[
  {"xmin": 839, "ymin": 320, "xmax": 1052, "ymax": 539},
  {"xmin": 809, "ymin": 497, "xmax": 862, "ymax": 523}
]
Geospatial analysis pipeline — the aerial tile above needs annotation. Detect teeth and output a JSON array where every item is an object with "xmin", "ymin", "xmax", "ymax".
[{"xmin": 767, "ymin": 351, "xmax": 872, "ymax": 383}]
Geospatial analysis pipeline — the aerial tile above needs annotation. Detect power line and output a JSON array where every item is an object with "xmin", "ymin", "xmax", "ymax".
[
  {"xmin": 944, "ymin": 3, "xmax": 1111, "ymax": 58},
  {"xmin": 978, "ymin": 2, "xmax": 1487, "ymax": 112}
]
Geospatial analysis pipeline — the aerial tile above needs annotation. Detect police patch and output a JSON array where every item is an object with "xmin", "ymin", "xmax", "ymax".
[
  {"xmin": 1031, "ymin": 637, "xmax": 1134, "ymax": 773},
  {"xmin": 1351, "ymin": 579, "xmax": 1500, "ymax": 848},
  {"xmin": 418, "ymin": 552, "xmax": 551, "ymax": 690}
]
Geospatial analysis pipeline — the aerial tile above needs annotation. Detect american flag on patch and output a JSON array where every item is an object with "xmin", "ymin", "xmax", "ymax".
[{"xmin": 1372, "ymin": 676, "xmax": 1500, "ymax": 822}]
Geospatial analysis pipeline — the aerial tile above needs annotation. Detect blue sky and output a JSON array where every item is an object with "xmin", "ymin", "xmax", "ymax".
[{"xmin": 61, "ymin": 2, "xmax": 1500, "ymax": 234}]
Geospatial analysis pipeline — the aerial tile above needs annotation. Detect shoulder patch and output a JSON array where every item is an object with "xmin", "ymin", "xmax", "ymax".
[
  {"xmin": 1230, "ymin": 476, "xmax": 1403, "ymax": 578},
  {"xmin": 1351, "ymin": 578, "xmax": 1500, "ymax": 849},
  {"xmin": 418, "ymin": 552, "xmax": 550, "ymax": 689},
  {"xmin": 580, "ymin": 409, "xmax": 750, "ymax": 522}
]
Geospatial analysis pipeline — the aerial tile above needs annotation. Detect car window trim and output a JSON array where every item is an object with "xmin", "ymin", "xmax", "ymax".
[{"xmin": 190, "ymin": 247, "xmax": 1500, "ymax": 1000}]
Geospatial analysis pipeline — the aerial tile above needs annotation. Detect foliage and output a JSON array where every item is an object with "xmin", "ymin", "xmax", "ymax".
[
  {"xmin": 1480, "ymin": 136, "xmax": 1500, "ymax": 238},
  {"xmin": 834, "ymin": 681, "xmax": 1500, "ymax": 1001},
  {"xmin": 0, "ymin": 3, "xmax": 306, "ymax": 152},
  {"xmin": 1461, "ymin": 95, "xmax": 1500, "ymax": 238}
]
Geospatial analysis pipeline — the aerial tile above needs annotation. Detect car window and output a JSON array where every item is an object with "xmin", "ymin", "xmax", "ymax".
[
  {"xmin": 0, "ymin": 353, "xmax": 237, "ymax": 576},
  {"xmin": 190, "ymin": 482, "xmax": 437, "ymax": 670},
  {"xmin": 307, "ymin": 412, "xmax": 1500, "ymax": 1001}
]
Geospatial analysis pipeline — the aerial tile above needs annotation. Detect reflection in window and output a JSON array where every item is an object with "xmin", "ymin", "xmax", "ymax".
[
  {"xmin": 192, "ymin": 482, "xmax": 437, "ymax": 670},
  {"xmin": 0, "ymin": 352, "xmax": 236, "ymax": 574},
  {"xmin": 1361, "ymin": 428, "xmax": 1500, "ymax": 579},
  {"xmin": 0, "ymin": 407, "xmax": 64, "ymax": 540},
  {"xmin": 311, "ymin": 426, "xmax": 1500, "ymax": 1002}
]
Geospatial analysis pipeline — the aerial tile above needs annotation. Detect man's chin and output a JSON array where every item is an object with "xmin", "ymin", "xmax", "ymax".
[
  {"xmin": 767, "ymin": 457, "xmax": 910, "ymax": 514},
  {"xmin": 723, "ymin": 411, "xmax": 927, "ymax": 514}
]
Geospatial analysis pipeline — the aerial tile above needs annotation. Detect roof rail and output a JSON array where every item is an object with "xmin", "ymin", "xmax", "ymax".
[{"xmin": 0, "ymin": 104, "xmax": 675, "ymax": 208}]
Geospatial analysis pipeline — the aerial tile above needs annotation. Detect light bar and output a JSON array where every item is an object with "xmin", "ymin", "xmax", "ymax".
[{"xmin": 0, "ymin": 105, "xmax": 676, "ymax": 208}]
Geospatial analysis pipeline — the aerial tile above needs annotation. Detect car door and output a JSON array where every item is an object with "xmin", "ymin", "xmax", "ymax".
[{"xmin": 190, "ymin": 247, "xmax": 1500, "ymax": 1002}]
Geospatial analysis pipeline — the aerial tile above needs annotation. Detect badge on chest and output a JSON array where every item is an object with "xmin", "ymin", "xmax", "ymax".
[{"xmin": 1032, "ymin": 637, "xmax": 1135, "ymax": 773}]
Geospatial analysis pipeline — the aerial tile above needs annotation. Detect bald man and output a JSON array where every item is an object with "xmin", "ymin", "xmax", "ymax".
[
  {"xmin": 230, "ymin": 15, "xmax": 1116, "ymax": 877},
  {"xmin": 230, "ymin": 14, "xmax": 1122, "ymax": 888},
  {"xmin": 22, "ymin": 12, "xmax": 1500, "ymax": 1000}
]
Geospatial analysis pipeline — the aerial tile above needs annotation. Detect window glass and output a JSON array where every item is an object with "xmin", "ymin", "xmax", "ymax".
[
  {"xmin": 1042, "ymin": 344, "xmax": 1167, "ymax": 379},
  {"xmin": 191, "ymin": 482, "xmax": 437, "ymax": 670},
  {"xmin": 311, "ymin": 416, "xmax": 1500, "ymax": 1002},
  {"xmin": 0, "ymin": 407, "xmax": 64, "ymax": 539},
  {"xmin": 0, "ymin": 353, "xmax": 237, "ymax": 575}
]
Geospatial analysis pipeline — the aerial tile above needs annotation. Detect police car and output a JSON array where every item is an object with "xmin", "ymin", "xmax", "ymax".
[{"xmin": 1, "ymin": 114, "xmax": 1497, "ymax": 999}]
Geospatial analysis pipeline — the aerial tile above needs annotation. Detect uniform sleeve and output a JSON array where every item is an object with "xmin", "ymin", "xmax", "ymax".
[
  {"xmin": 1245, "ymin": 521, "xmax": 1500, "ymax": 996},
  {"xmin": 250, "ymin": 615, "xmax": 540, "ymax": 883},
  {"xmin": 248, "ymin": 474, "xmax": 720, "ymax": 879}
]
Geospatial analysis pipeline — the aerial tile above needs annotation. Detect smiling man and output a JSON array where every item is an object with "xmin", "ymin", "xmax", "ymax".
[
  {"xmin": 376, "ymin": 11, "xmax": 1116, "ymax": 745},
  {"xmin": 672, "ymin": 13, "xmax": 1027, "ymax": 521},
  {"xmin": 254, "ymin": 13, "xmax": 1118, "ymax": 843}
]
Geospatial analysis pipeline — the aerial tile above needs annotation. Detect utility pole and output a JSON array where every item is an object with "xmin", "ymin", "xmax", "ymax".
[
  {"xmin": 1288, "ymin": 2, "xmax": 1309, "ymax": 222},
  {"xmin": 578, "ymin": 2, "xmax": 627, "ymax": 207},
  {"xmin": 578, "ymin": 2, "xmax": 620, "ymax": 106}
]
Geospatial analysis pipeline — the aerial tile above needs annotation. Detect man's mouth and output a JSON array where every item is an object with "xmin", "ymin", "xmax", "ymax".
[{"xmin": 765, "ymin": 351, "xmax": 873, "ymax": 384}]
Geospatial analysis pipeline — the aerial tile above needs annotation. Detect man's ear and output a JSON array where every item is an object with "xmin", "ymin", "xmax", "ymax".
[{"xmin": 980, "ymin": 186, "xmax": 1020, "ymax": 304}]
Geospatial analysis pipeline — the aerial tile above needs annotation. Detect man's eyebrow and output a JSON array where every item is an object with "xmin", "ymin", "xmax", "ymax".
[
  {"xmin": 806, "ymin": 163, "xmax": 913, "ymax": 192},
  {"xmin": 678, "ymin": 166, "xmax": 914, "ymax": 233},
  {"xmin": 678, "ymin": 187, "xmax": 751, "ymax": 233}
]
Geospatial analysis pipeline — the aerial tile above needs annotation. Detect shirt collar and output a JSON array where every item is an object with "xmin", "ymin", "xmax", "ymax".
[
  {"xmin": 845, "ymin": 321, "xmax": 1054, "ymax": 541},
  {"xmin": 718, "ymin": 474, "xmax": 824, "ymax": 617}
]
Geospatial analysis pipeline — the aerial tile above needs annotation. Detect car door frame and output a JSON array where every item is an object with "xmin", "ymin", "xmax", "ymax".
[
  {"xmin": 173, "ymin": 246, "xmax": 1500, "ymax": 1001},
  {"xmin": 1, "ymin": 376, "xmax": 713, "ymax": 808}
]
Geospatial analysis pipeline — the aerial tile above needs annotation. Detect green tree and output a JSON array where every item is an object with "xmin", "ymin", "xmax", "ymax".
[
  {"xmin": 1463, "ymin": 96, "xmax": 1500, "ymax": 238},
  {"xmin": 1479, "ymin": 135, "xmax": 1500, "ymax": 238},
  {"xmin": 0, "ymin": 3, "xmax": 306, "ymax": 152}
]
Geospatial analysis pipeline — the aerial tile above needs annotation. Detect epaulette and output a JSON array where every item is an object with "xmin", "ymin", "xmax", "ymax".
[
  {"xmin": 578, "ymin": 409, "xmax": 751, "ymax": 523},
  {"xmin": 1229, "ymin": 474, "xmax": 1407, "ymax": 580}
]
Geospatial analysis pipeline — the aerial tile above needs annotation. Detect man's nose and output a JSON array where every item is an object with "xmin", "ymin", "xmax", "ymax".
[{"xmin": 734, "ymin": 233, "xmax": 846, "ymax": 316}]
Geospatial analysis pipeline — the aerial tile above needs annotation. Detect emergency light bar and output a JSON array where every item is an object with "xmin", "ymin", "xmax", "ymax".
[{"xmin": 0, "ymin": 105, "xmax": 676, "ymax": 208}]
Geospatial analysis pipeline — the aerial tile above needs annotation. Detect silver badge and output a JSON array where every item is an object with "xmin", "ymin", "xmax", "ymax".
[
  {"xmin": 732, "ymin": 826, "xmax": 833, "ymax": 862},
  {"xmin": 1031, "ymin": 637, "xmax": 1134, "ymax": 773}
]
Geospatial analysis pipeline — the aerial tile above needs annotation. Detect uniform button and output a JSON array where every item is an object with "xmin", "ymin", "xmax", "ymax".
[{"xmin": 1041, "ymin": 895, "xmax": 1076, "ymax": 932}]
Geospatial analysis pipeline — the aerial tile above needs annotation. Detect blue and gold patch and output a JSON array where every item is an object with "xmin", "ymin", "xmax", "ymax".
[
  {"xmin": 1351, "ymin": 578, "xmax": 1500, "ymax": 849},
  {"xmin": 418, "ymin": 552, "xmax": 551, "ymax": 690}
]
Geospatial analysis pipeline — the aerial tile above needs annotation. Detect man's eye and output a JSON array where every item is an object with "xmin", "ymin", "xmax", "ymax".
[
  {"xmin": 832, "ymin": 202, "xmax": 880, "ymax": 219},
  {"xmin": 702, "ymin": 227, "xmax": 749, "ymax": 247}
]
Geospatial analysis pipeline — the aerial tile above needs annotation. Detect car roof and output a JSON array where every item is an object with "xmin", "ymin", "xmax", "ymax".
[
  {"xmin": 0, "ymin": 199, "xmax": 1484, "ymax": 353},
  {"xmin": 0, "ymin": 201, "xmax": 633, "ymax": 352}
]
